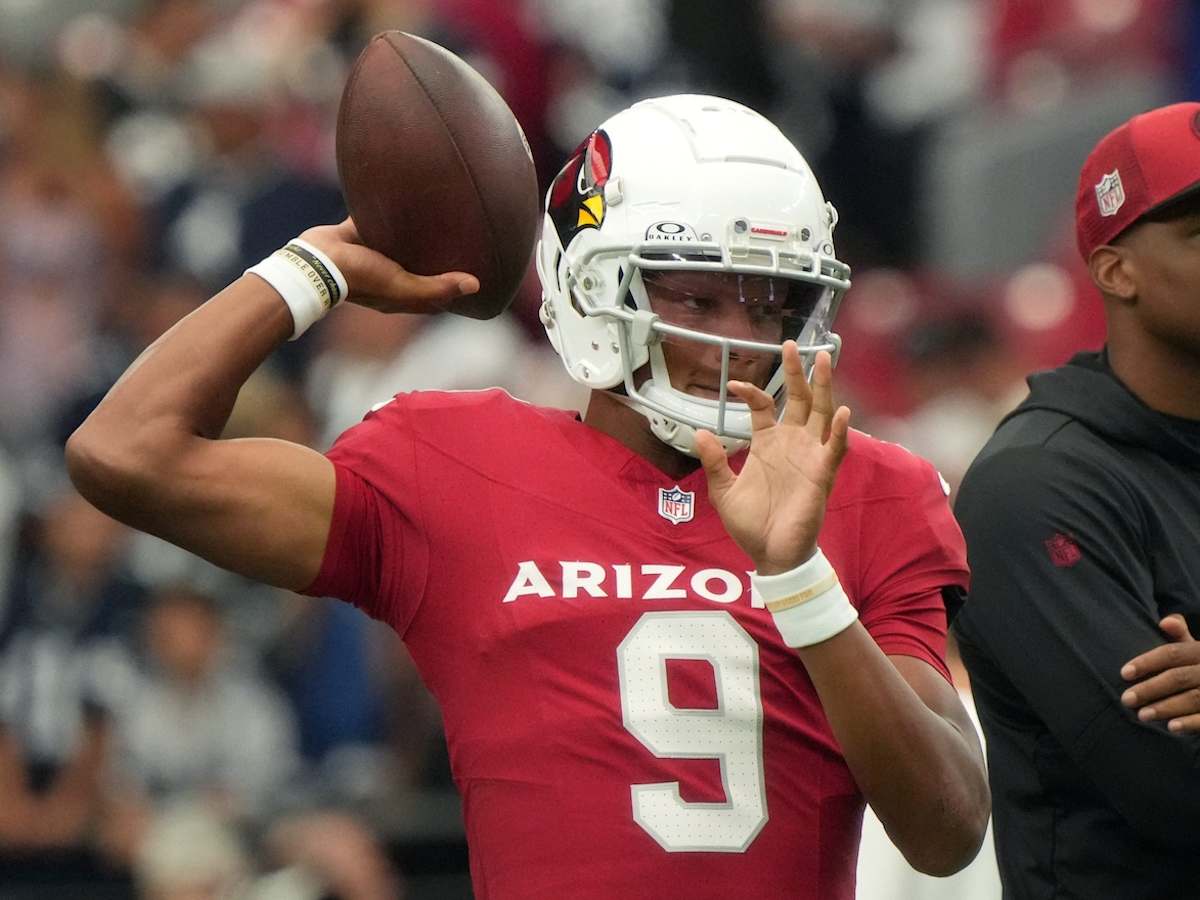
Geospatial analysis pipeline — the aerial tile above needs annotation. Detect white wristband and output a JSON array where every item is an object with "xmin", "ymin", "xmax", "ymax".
[
  {"xmin": 753, "ymin": 549, "xmax": 857, "ymax": 648},
  {"xmin": 245, "ymin": 237, "xmax": 348, "ymax": 340}
]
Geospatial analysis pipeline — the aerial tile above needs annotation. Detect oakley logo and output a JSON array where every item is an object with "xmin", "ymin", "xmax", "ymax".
[{"xmin": 646, "ymin": 221, "xmax": 699, "ymax": 242}]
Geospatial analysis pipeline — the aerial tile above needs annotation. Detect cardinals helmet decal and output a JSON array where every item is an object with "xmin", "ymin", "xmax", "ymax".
[{"xmin": 548, "ymin": 129, "xmax": 612, "ymax": 248}]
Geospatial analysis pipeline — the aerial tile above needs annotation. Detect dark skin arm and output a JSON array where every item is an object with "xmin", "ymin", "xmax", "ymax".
[
  {"xmin": 802, "ymin": 634, "xmax": 988, "ymax": 876},
  {"xmin": 696, "ymin": 348, "xmax": 990, "ymax": 876},
  {"xmin": 66, "ymin": 220, "xmax": 476, "ymax": 589}
]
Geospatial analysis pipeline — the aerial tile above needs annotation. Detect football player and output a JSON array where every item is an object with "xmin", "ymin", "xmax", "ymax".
[
  {"xmin": 67, "ymin": 95, "xmax": 988, "ymax": 899},
  {"xmin": 954, "ymin": 101, "xmax": 1200, "ymax": 900}
]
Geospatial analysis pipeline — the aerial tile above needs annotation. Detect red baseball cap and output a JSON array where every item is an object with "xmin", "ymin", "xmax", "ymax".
[{"xmin": 1076, "ymin": 102, "xmax": 1200, "ymax": 260}]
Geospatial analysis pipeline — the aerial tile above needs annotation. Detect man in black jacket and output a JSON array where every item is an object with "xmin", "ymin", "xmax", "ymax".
[{"xmin": 954, "ymin": 102, "xmax": 1200, "ymax": 898}]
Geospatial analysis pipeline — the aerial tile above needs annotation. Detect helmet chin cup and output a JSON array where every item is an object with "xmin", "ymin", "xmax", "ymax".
[
  {"xmin": 646, "ymin": 407, "xmax": 748, "ymax": 459},
  {"xmin": 537, "ymin": 94, "xmax": 851, "ymax": 457}
]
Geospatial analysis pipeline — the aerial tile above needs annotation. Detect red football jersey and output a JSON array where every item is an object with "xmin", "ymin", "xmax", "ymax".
[{"xmin": 305, "ymin": 390, "xmax": 967, "ymax": 900}]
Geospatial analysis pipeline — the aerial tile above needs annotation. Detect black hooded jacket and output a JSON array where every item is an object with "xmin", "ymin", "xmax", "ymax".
[{"xmin": 953, "ymin": 351, "xmax": 1200, "ymax": 899}]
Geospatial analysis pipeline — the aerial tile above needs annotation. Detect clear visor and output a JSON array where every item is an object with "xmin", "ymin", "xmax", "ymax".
[
  {"xmin": 640, "ymin": 268, "xmax": 830, "ymax": 393},
  {"xmin": 642, "ymin": 270, "xmax": 824, "ymax": 340}
]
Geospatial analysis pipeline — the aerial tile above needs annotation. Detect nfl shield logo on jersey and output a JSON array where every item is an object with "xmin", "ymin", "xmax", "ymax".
[
  {"xmin": 658, "ymin": 485, "xmax": 695, "ymax": 524},
  {"xmin": 1095, "ymin": 169, "xmax": 1125, "ymax": 217}
]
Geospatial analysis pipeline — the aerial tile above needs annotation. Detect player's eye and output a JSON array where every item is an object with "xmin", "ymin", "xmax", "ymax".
[{"xmin": 681, "ymin": 295, "xmax": 715, "ymax": 313}]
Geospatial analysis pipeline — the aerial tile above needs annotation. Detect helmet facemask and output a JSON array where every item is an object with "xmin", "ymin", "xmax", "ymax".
[
  {"xmin": 558, "ymin": 242, "xmax": 848, "ymax": 456},
  {"xmin": 636, "ymin": 263, "xmax": 840, "ymax": 451}
]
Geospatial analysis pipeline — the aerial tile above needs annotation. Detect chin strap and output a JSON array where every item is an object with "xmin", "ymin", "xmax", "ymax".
[
  {"xmin": 648, "ymin": 412, "xmax": 748, "ymax": 459},
  {"xmin": 607, "ymin": 390, "xmax": 748, "ymax": 458}
]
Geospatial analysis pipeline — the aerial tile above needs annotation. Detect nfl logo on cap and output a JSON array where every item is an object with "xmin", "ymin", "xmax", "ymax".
[
  {"xmin": 1076, "ymin": 103, "xmax": 1200, "ymax": 259},
  {"xmin": 1095, "ymin": 170, "xmax": 1125, "ymax": 217},
  {"xmin": 658, "ymin": 486, "xmax": 694, "ymax": 525}
]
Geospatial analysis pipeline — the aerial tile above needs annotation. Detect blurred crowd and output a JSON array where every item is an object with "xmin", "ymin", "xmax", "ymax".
[{"xmin": 0, "ymin": 0, "xmax": 1195, "ymax": 897}]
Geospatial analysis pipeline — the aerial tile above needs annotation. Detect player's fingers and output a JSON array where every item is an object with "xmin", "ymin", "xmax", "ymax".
[
  {"xmin": 779, "ymin": 341, "xmax": 813, "ymax": 428},
  {"xmin": 1128, "ymin": 684, "xmax": 1200, "ymax": 725},
  {"xmin": 728, "ymin": 380, "xmax": 777, "ymax": 432},
  {"xmin": 805, "ymin": 350, "xmax": 835, "ymax": 441},
  {"xmin": 388, "ymin": 267, "xmax": 480, "ymax": 305},
  {"xmin": 695, "ymin": 430, "xmax": 736, "ymax": 500},
  {"xmin": 1122, "ymin": 637, "xmax": 1200, "ymax": 680},
  {"xmin": 295, "ymin": 223, "xmax": 478, "ymax": 310},
  {"xmin": 827, "ymin": 405, "xmax": 852, "ymax": 466},
  {"xmin": 1167, "ymin": 713, "xmax": 1200, "ymax": 733},
  {"xmin": 1121, "ymin": 662, "xmax": 1200, "ymax": 709},
  {"xmin": 1160, "ymin": 614, "xmax": 1195, "ymax": 642},
  {"xmin": 352, "ymin": 268, "xmax": 478, "ymax": 314},
  {"xmin": 436, "ymin": 272, "xmax": 481, "ymax": 297}
]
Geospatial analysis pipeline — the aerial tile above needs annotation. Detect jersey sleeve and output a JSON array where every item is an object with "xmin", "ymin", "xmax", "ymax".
[
  {"xmin": 301, "ymin": 400, "xmax": 431, "ymax": 637},
  {"xmin": 953, "ymin": 446, "xmax": 1200, "ymax": 845},
  {"xmin": 855, "ymin": 456, "xmax": 968, "ymax": 681}
]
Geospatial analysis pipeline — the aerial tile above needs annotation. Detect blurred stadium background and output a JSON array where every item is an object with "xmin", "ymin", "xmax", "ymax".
[{"xmin": 0, "ymin": 0, "xmax": 1195, "ymax": 897}]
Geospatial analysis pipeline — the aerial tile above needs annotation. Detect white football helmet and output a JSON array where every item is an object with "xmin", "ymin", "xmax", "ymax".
[{"xmin": 536, "ymin": 94, "xmax": 851, "ymax": 457}]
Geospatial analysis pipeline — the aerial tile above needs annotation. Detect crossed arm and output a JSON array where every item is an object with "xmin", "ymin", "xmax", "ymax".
[{"xmin": 956, "ymin": 447, "xmax": 1200, "ymax": 843}]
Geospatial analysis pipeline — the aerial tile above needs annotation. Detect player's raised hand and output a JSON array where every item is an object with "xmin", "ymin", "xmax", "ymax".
[
  {"xmin": 695, "ymin": 345, "xmax": 851, "ymax": 575},
  {"xmin": 299, "ymin": 218, "xmax": 479, "ymax": 314},
  {"xmin": 1120, "ymin": 614, "xmax": 1200, "ymax": 733}
]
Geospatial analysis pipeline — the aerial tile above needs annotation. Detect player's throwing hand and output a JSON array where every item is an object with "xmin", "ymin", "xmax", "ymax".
[
  {"xmin": 695, "ymin": 345, "xmax": 851, "ymax": 576},
  {"xmin": 299, "ymin": 218, "xmax": 480, "ymax": 315}
]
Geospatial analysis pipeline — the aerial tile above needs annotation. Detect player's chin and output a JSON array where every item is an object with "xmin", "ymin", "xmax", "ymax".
[{"xmin": 685, "ymin": 385, "xmax": 724, "ymax": 401}]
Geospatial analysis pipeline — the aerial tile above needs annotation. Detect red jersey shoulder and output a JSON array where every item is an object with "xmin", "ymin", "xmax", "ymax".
[
  {"xmin": 365, "ymin": 388, "xmax": 567, "ymax": 427},
  {"xmin": 327, "ymin": 389, "xmax": 578, "ymax": 488},
  {"xmin": 350, "ymin": 388, "xmax": 570, "ymax": 448},
  {"xmin": 830, "ymin": 429, "xmax": 950, "ymax": 509}
]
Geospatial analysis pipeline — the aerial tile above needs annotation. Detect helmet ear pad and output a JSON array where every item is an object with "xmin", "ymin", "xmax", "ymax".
[{"xmin": 537, "ymin": 230, "xmax": 651, "ymax": 391}]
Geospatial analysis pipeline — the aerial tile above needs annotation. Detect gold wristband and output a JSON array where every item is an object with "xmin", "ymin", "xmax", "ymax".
[{"xmin": 764, "ymin": 571, "xmax": 841, "ymax": 613}]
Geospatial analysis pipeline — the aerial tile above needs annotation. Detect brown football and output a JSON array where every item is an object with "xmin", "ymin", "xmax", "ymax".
[{"xmin": 336, "ymin": 32, "xmax": 539, "ymax": 319}]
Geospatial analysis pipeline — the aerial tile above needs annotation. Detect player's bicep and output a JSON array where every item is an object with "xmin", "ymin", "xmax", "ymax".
[{"xmin": 146, "ymin": 436, "xmax": 335, "ymax": 590}]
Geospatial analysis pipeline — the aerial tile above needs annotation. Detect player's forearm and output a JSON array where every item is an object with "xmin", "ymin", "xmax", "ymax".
[
  {"xmin": 798, "ymin": 624, "xmax": 990, "ymax": 875},
  {"xmin": 67, "ymin": 277, "xmax": 293, "ymax": 512}
]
